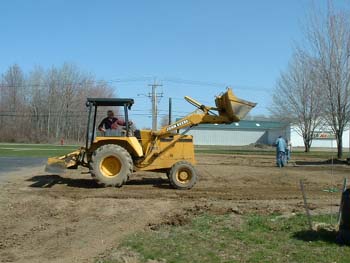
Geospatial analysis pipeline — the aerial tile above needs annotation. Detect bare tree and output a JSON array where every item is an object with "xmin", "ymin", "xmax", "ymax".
[
  {"xmin": 306, "ymin": 4, "xmax": 350, "ymax": 158},
  {"xmin": 28, "ymin": 66, "xmax": 46, "ymax": 141},
  {"xmin": 270, "ymin": 52, "xmax": 323, "ymax": 152},
  {"xmin": 2, "ymin": 64, "xmax": 26, "ymax": 114},
  {"xmin": 0, "ymin": 63, "xmax": 115, "ymax": 143},
  {"xmin": 0, "ymin": 64, "xmax": 27, "ymax": 141}
]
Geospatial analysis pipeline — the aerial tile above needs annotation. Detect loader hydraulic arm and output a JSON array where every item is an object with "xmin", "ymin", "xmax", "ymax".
[
  {"xmin": 152, "ymin": 88, "xmax": 257, "ymax": 138},
  {"xmin": 152, "ymin": 109, "xmax": 228, "ymax": 137},
  {"xmin": 137, "ymin": 88, "xmax": 256, "ymax": 167}
]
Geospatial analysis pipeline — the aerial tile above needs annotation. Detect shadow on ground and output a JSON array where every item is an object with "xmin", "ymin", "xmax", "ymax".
[
  {"xmin": 27, "ymin": 174, "xmax": 171, "ymax": 189},
  {"xmin": 126, "ymin": 177, "xmax": 170, "ymax": 187},
  {"xmin": 292, "ymin": 229, "xmax": 337, "ymax": 244},
  {"xmin": 27, "ymin": 175, "xmax": 101, "ymax": 188},
  {"xmin": 295, "ymin": 159, "xmax": 348, "ymax": 166}
]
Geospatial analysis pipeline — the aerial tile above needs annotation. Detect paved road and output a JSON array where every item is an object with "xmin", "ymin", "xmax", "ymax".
[{"xmin": 0, "ymin": 157, "xmax": 46, "ymax": 175}]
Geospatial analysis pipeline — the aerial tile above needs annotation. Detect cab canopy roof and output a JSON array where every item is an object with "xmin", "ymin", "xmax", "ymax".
[{"xmin": 86, "ymin": 98, "xmax": 134, "ymax": 107}]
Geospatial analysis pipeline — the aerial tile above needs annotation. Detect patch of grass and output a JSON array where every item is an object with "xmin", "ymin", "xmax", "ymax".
[
  {"xmin": 0, "ymin": 143, "xmax": 337, "ymax": 159},
  {"xmin": 195, "ymin": 148, "xmax": 338, "ymax": 159},
  {"xmin": 0, "ymin": 143, "xmax": 79, "ymax": 157},
  {"xmin": 101, "ymin": 213, "xmax": 350, "ymax": 263}
]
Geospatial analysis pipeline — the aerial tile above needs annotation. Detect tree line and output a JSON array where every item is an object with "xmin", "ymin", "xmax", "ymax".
[
  {"xmin": 271, "ymin": 3, "xmax": 350, "ymax": 158},
  {"xmin": 0, "ymin": 63, "xmax": 114, "ymax": 143}
]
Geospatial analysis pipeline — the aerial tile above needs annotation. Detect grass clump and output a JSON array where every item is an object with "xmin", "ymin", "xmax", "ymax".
[{"xmin": 100, "ymin": 213, "xmax": 350, "ymax": 263}]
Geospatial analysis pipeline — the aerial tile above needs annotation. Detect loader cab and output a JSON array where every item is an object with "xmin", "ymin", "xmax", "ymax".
[{"xmin": 85, "ymin": 98, "xmax": 134, "ymax": 150}]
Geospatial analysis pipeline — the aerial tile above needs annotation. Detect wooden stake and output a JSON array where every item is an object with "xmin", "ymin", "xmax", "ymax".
[
  {"xmin": 337, "ymin": 177, "xmax": 348, "ymax": 225},
  {"xmin": 300, "ymin": 179, "xmax": 312, "ymax": 230}
]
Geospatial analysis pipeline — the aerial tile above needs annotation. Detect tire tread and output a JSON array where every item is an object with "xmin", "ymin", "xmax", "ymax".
[
  {"xmin": 90, "ymin": 144, "xmax": 133, "ymax": 187},
  {"xmin": 168, "ymin": 161, "xmax": 197, "ymax": 190}
]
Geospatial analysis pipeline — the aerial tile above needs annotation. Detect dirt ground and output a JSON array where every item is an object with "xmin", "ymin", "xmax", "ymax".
[{"xmin": 1, "ymin": 154, "xmax": 349, "ymax": 263}]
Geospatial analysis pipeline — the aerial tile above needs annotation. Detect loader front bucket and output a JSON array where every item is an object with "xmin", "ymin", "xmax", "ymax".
[
  {"xmin": 45, "ymin": 149, "xmax": 83, "ymax": 174},
  {"xmin": 215, "ymin": 88, "xmax": 256, "ymax": 122}
]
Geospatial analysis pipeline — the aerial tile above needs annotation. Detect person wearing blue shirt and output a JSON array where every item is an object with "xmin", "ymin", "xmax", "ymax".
[{"xmin": 275, "ymin": 136, "xmax": 287, "ymax": 167}]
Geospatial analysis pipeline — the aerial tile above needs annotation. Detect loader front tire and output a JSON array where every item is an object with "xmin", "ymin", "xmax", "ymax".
[
  {"xmin": 168, "ymin": 161, "xmax": 197, "ymax": 190},
  {"xmin": 90, "ymin": 144, "xmax": 133, "ymax": 187}
]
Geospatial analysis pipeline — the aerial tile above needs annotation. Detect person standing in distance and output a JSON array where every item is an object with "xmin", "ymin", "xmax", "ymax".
[{"xmin": 275, "ymin": 136, "xmax": 287, "ymax": 168}]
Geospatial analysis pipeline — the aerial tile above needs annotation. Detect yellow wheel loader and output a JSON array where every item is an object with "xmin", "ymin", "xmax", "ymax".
[{"xmin": 46, "ymin": 88, "xmax": 256, "ymax": 189}]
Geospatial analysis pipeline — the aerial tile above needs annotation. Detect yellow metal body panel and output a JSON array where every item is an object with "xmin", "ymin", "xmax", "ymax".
[
  {"xmin": 136, "ymin": 134, "xmax": 196, "ymax": 171},
  {"xmin": 90, "ymin": 136, "xmax": 144, "ymax": 157},
  {"xmin": 139, "ymin": 130, "xmax": 153, "ymax": 153}
]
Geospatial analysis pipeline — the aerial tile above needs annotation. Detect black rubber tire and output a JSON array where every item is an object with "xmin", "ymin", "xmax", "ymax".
[
  {"xmin": 90, "ymin": 144, "xmax": 133, "ymax": 187},
  {"xmin": 168, "ymin": 161, "xmax": 197, "ymax": 190}
]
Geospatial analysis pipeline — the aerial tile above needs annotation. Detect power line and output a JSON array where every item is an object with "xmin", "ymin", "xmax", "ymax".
[
  {"xmin": 0, "ymin": 113, "xmax": 183, "ymax": 118},
  {"xmin": 161, "ymin": 77, "xmax": 270, "ymax": 92},
  {"xmin": 0, "ymin": 75, "xmax": 269, "ymax": 92},
  {"xmin": 161, "ymin": 77, "xmax": 227, "ymax": 87},
  {"xmin": 0, "ymin": 76, "xmax": 153, "ymax": 89}
]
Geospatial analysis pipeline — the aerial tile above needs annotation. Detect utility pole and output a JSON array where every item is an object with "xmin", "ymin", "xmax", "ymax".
[
  {"xmin": 148, "ymin": 80, "xmax": 163, "ymax": 131},
  {"xmin": 168, "ymin": 97, "xmax": 172, "ymax": 125}
]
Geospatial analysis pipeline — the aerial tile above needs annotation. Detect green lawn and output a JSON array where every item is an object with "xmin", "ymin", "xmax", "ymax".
[
  {"xmin": 0, "ymin": 143, "xmax": 343, "ymax": 160},
  {"xmin": 98, "ymin": 213, "xmax": 349, "ymax": 263},
  {"xmin": 0, "ymin": 143, "xmax": 79, "ymax": 157},
  {"xmin": 195, "ymin": 147, "xmax": 342, "ymax": 159}
]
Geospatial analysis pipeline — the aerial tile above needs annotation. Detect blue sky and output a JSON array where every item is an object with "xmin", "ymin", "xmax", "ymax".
[{"xmin": 0, "ymin": 0, "xmax": 345, "ymax": 128}]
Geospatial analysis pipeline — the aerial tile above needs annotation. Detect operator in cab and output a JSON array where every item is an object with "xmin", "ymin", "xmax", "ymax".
[
  {"xmin": 98, "ymin": 110, "xmax": 126, "ymax": 132},
  {"xmin": 98, "ymin": 110, "xmax": 134, "ymax": 136}
]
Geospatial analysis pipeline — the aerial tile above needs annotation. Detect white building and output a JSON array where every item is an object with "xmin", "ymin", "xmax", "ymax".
[
  {"xmin": 290, "ymin": 126, "xmax": 349, "ymax": 148},
  {"xmin": 186, "ymin": 120, "xmax": 349, "ymax": 148}
]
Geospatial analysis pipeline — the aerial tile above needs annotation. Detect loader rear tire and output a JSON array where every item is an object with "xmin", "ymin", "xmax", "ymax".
[
  {"xmin": 90, "ymin": 144, "xmax": 133, "ymax": 187},
  {"xmin": 168, "ymin": 161, "xmax": 197, "ymax": 190}
]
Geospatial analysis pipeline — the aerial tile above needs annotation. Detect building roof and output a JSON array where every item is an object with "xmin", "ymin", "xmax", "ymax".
[{"xmin": 191, "ymin": 120, "xmax": 289, "ymax": 130}]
